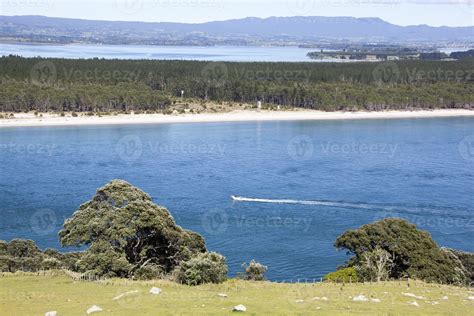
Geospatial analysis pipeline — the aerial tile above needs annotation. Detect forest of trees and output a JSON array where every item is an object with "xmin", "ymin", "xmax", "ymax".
[{"xmin": 0, "ymin": 55, "xmax": 473, "ymax": 112}]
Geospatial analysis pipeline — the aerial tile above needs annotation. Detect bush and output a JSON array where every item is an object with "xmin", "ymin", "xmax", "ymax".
[
  {"xmin": 133, "ymin": 264, "xmax": 164, "ymax": 280},
  {"xmin": 0, "ymin": 240, "xmax": 7, "ymax": 255},
  {"xmin": 41, "ymin": 257, "xmax": 62, "ymax": 270},
  {"xmin": 324, "ymin": 267, "xmax": 358, "ymax": 283},
  {"xmin": 174, "ymin": 252, "xmax": 228, "ymax": 286},
  {"xmin": 241, "ymin": 260, "xmax": 268, "ymax": 281}
]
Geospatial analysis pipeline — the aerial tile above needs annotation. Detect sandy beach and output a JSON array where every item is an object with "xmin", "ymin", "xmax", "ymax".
[{"xmin": 1, "ymin": 109, "xmax": 474, "ymax": 128}]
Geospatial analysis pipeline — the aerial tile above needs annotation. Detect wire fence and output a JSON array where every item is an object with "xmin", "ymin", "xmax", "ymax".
[{"xmin": 5, "ymin": 270, "xmax": 472, "ymax": 290}]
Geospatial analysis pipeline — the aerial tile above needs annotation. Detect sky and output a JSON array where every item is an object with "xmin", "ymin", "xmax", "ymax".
[{"xmin": 0, "ymin": 0, "xmax": 473, "ymax": 27}]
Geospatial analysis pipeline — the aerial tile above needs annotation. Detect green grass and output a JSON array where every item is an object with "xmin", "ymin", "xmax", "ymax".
[{"xmin": 0, "ymin": 272, "xmax": 473, "ymax": 315}]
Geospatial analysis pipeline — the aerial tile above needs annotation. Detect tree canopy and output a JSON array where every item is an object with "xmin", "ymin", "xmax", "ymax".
[
  {"xmin": 1, "ymin": 56, "xmax": 473, "ymax": 112},
  {"xmin": 335, "ymin": 218, "xmax": 469, "ymax": 285},
  {"xmin": 59, "ymin": 180, "xmax": 206, "ymax": 277}
]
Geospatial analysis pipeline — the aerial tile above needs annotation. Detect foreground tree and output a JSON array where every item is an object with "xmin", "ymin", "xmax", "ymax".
[
  {"xmin": 59, "ymin": 180, "xmax": 207, "ymax": 278},
  {"xmin": 335, "ymin": 219, "xmax": 469, "ymax": 285}
]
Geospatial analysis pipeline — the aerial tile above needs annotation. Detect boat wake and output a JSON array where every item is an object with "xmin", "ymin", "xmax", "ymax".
[
  {"xmin": 230, "ymin": 196, "xmax": 472, "ymax": 219},
  {"xmin": 232, "ymin": 196, "xmax": 384, "ymax": 210}
]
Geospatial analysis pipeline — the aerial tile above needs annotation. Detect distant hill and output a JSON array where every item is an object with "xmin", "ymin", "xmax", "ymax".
[{"xmin": 1, "ymin": 15, "xmax": 473, "ymax": 45}]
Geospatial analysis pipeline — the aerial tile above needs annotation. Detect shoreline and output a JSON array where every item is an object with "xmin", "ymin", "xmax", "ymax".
[{"xmin": 1, "ymin": 109, "xmax": 474, "ymax": 128}]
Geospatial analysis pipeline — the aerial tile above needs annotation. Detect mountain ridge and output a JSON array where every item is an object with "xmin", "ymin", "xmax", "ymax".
[{"xmin": 1, "ymin": 15, "xmax": 472, "ymax": 44}]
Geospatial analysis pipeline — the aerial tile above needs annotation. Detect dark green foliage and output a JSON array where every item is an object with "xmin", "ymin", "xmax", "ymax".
[
  {"xmin": 0, "ymin": 56, "xmax": 472, "ymax": 112},
  {"xmin": 174, "ymin": 252, "xmax": 228, "ymax": 286},
  {"xmin": 6, "ymin": 239, "xmax": 42, "ymax": 258},
  {"xmin": 335, "ymin": 219, "xmax": 469, "ymax": 285},
  {"xmin": 0, "ymin": 239, "xmax": 80, "ymax": 273},
  {"xmin": 445, "ymin": 249, "xmax": 474, "ymax": 284},
  {"xmin": 133, "ymin": 263, "xmax": 164, "ymax": 281},
  {"xmin": 324, "ymin": 267, "xmax": 359, "ymax": 283},
  {"xmin": 240, "ymin": 260, "xmax": 268, "ymax": 281},
  {"xmin": 59, "ymin": 180, "xmax": 207, "ymax": 278}
]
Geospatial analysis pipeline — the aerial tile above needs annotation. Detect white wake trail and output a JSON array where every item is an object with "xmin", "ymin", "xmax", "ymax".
[
  {"xmin": 231, "ymin": 196, "xmax": 376, "ymax": 210},
  {"xmin": 230, "ymin": 196, "xmax": 473, "ymax": 219}
]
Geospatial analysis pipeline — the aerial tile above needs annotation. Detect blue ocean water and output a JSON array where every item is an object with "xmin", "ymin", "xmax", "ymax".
[
  {"xmin": 0, "ymin": 43, "xmax": 319, "ymax": 62},
  {"xmin": 0, "ymin": 43, "xmax": 464, "ymax": 62},
  {"xmin": 1, "ymin": 118, "xmax": 473, "ymax": 280}
]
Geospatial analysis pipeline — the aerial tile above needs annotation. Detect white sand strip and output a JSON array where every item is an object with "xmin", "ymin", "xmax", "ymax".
[{"xmin": 1, "ymin": 110, "xmax": 474, "ymax": 128}]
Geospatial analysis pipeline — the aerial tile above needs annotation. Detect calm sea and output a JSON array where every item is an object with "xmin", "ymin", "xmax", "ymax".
[
  {"xmin": 1, "ymin": 118, "xmax": 473, "ymax": 280},
  {"xmin": 0, "ymin": 43, "xmax": 319, "ymax": 62}
]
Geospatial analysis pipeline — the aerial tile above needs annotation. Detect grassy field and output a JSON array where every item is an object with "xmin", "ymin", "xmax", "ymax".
[{"xmin": 0, "ymin": 272, "xmax": 473, "ymax": 315}]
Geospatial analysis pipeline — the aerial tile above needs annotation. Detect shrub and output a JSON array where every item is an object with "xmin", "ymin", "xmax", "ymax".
[
  {"xmin": 324, "ymin": 267, "xmax": 359, "ymax": 283},
  {"xmin": 71, "ymin": 112, "xmax": 78, "ymax": 117},
  {"xmin": 0, "ymin": 240, "xmax": 7, "ymax": 255},
  {"xmin": 174, "ymin": 252, "xmax": 228, "ymax": 286},
  {"xmin": 7, "ymin": 239, "xmax": 42, "ymax": 258},
  {"xmin": 41, "ymin": 257, "xmax": 62, "ymax": 270},
  {"xmin": 133, "ymin": 264, "xmax": 164, "ymax": 280},
  {"xmin": 241, "ymin": 260, "xmax": 268, "ymax": 281}
]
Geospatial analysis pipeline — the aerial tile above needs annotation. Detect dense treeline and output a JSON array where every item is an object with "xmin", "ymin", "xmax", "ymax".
[{"xmin": 0, "ymin": 55, "xmax": 473, "ymax": 112}]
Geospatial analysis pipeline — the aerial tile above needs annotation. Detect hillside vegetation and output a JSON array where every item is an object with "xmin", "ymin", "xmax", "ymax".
[{"xmin": 0, "ymin": 56, "xmax": 473, "ymax": 113}]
